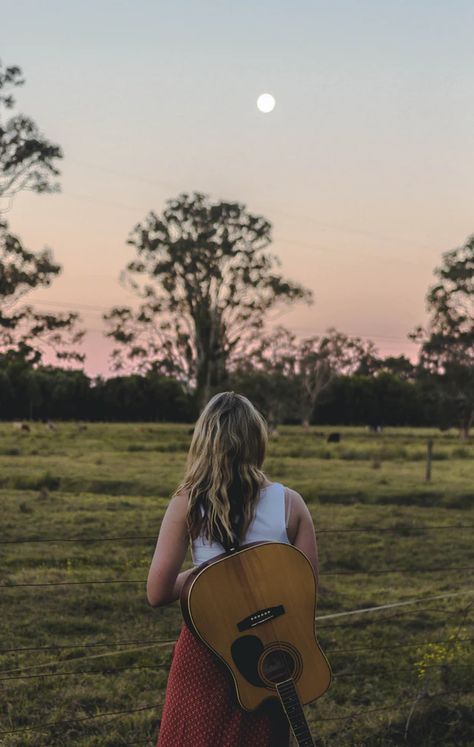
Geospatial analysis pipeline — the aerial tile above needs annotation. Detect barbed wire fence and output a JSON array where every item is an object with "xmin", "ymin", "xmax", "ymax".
[{"xmin": 1, "ymin": 523, "xmax": 472, "ymax": 743}]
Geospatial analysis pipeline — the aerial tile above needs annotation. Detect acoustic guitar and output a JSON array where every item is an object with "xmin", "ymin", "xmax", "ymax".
[{"xmin": 181, "ymin": 541, "xmax": 332, "ymax": 747}]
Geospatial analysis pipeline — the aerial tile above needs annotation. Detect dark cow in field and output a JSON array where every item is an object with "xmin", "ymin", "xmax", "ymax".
[{"xmin": 326, "ymin": 432, "xmax": 341, "ymax": 443}]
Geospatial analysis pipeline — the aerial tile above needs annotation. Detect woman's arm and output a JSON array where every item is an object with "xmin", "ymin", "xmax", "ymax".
[
  {"xmin": 147, "ymin": 492, "xmax": 191, "ymax": 607},
  {"xmin": 286, "ymin": 488, "xmax": 320, "ymax": 585}
]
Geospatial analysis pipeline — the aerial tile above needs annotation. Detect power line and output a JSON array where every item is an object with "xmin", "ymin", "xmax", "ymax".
[
  {"xmin": 30, "ymin": 299, "xmax": 126, "ymax": 313},
  {"xmin": 278, "ymin": 237, "xmax": 425, "ymax": 270},
  {"xmin": 22, "ymin": 296, "xmax": 419, "ymax": 343},
  {"xmin": 1, "ymin": 565, "xmax": 472, "ymax": 589},
  {"xmin": 60, "ymin": 190, "xmax": 144, "ymax": 213},
  {"xmin": 66, "ymin": 157, "xmax": 440, "ymax": 253}
]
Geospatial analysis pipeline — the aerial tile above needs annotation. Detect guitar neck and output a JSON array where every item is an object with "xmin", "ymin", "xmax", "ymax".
[{"xmin": 276, "ymin": 679, "xmax": 315, "ymax": 747}]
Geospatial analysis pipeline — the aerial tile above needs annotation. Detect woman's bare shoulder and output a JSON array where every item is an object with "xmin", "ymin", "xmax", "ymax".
[
  {"xmin": 284, "ymin": 486, "xmax": 306, "ymax": 509},
  {"xmin": 172, "ymin": 487, "xmax": 190, "ymax": 500},
  {"xmin": 167, "ymin": 488, "xmax": 190, "ymax": 516}
]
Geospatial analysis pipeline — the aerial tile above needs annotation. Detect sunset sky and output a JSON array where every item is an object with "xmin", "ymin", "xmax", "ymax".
[{"xmin": 2, "ymin": 0, "xmax": 474, "ymax": 377}]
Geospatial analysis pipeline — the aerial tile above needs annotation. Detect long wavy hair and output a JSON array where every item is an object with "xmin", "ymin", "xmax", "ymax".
[{"xmin": 173, "ymin": 391, "xmax": 269, "ymax": 549}]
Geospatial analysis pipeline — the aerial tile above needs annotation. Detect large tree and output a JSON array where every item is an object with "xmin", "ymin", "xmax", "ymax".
[
  {"xmin": 410, "ymin": 234, "xmax": 474, "ymax": 438},
  {"xmin": 0, "ymin": 60, "xmax": 84, "ymax": 366},
  {"xmin": 105, "ymin": 192, "xmax": 313, "ymax": 411}
]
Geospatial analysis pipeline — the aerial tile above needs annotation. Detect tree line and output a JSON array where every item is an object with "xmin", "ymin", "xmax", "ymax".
[
  {"xmin": 0, "ymin": 356, "xmax": 443, "ymax": 428},
  {"xmin": 1, "ymin": 59, "xmax": 473, "ymax": 435}
]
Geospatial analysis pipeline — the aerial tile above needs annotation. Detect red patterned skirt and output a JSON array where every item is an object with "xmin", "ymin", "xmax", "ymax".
[{"xmin": 157, "ymin": 624, "xmax": 290, "ymax": 746}]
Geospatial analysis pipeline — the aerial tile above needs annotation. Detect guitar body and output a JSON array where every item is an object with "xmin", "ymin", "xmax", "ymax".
[{"xmin": 181, "ymin": 541, "xmax": 332, "ymax": 715}]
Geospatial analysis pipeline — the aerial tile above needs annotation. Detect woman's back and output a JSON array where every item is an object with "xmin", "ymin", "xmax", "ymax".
[{"xmin": 192, "ymin": 482, "xmax": 290, "ymax": 566}]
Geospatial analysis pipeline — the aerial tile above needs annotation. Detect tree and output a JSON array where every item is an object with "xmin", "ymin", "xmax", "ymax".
[
  {"xmin": 0, "ymin": 222, "xmax": 84, "ymax": 365},
  {"xmin": 0, "ymin": 60, "xmax": 84, "ymax": 367},
  {"xmin": 370, "ymin": 354, "xmax": 417, "ymax": 381},
  {"xmin": 105, "ymin": 192, "xmax": 313, "ymax": 411},
  {"xmin": 294, "ymin": 329, "xmax": 378, "ymax": 427},
  {"xmin": 410, "ymin": 234, "xmax": 474, "ymax": 438},
  {"xmin": 314, "ymin": 373, "xmax": 430, "ymax": 426},
  {"xmin": 229, "ymin": 326, "xmax": 299, "ymax": 431},
  {"xmin": 229, "ymin": 325, "xmax": 378, "ymax": 429},
  {"xmin": 0, "ymin": 60, "xmax": 62, "ymax": 201}
]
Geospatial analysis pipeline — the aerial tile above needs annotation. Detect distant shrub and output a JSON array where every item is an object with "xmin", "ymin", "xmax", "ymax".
[
  {"xmin": 19, "ymin": 502, "xmax": 33, "ymax": 513},
  {"xmin": 283, "ymin": 447, "xmax": 317, "ymax": 458},
  {"xmin": 37, "ymin": 471, "xmax": 61, "ymax": 490},
  {"xmin": 452, "ymin": 447, "xmax": 471, "ymax": 458},
  {"xmin": 340, "ymin": 449, "xmax": 359, "ymax": 460},
  {"xmin": 153, "ymin": 441, "xmax": 190, "ymax": 453},
  {"xmin": 37, "ymin": 486, "xmax": 49, "ymax": 501},
  {"xmin": 11, "ymin": 471, "xmax": 61, "ymax": 490}
]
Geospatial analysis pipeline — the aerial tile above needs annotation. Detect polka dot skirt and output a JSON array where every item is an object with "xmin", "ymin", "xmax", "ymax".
[{"xmin": 156, "ymin": 624, "xmax": 290, "ymax": 746}]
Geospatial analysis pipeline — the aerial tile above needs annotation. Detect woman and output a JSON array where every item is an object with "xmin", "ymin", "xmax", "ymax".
[{"xmin": 147, "ymin": 391, "xmax": 319, "ymax": 747}]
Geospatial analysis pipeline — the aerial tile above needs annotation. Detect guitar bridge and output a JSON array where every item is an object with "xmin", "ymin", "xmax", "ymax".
[{"xmin": 237, "ymin": 605, "xmax": 285, "ymax": 632}]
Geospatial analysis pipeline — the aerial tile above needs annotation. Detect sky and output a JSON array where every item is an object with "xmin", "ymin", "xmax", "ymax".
[{"xmin": 2, "ymin": 0, "xmax": 474, "ymax": 377}]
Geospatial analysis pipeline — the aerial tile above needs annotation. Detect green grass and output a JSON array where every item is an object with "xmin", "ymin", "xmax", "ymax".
[{"xmin": 0, "ymin": 423, "xmax": 473, "ymax": 746}]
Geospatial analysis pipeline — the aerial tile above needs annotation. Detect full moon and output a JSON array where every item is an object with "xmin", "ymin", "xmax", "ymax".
[{"xmin": 257, "ymin": 93, "xmax": 276, "ymax": 113}]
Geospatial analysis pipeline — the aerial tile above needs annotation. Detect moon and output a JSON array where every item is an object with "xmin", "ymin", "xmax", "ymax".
[{"xmin": 257, "ymin": 93, "xmax": 276, "ymax": 113}]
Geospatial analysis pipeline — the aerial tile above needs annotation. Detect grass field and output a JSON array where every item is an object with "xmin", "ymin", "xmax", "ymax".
[{"xmin": 0, "ymin": 423, "xmax": 473, "ymax": 746}]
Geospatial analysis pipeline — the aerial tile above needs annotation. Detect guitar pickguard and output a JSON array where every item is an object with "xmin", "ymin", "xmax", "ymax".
[{"xmin": 230, "ymin": 635, "xmax": 267, "ymax": 688}]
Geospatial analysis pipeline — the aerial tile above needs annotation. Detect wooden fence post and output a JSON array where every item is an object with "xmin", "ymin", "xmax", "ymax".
[{"xmin": 425, "ymin": 438, "xmax": 433, "ymax": 482}]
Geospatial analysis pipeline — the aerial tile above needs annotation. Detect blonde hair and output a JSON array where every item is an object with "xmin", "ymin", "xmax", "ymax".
[{"xmin": 173, "ymin": 391, "xmax": 269, "ymax": 549}]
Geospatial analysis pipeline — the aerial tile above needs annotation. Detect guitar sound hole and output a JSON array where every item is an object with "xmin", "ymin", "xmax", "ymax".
[{"xmin": 260, "ymin": 648, "xmax": 297, "ymax": 684}]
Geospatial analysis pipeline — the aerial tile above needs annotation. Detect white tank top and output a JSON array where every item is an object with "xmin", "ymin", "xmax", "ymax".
[{"xmin": 191, "ymin": 481, "xmax": 290, "ymax": 567}]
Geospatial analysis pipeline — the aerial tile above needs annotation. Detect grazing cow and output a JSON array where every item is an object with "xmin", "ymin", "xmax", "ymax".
[
  {"xmin": 327, "ymin": 432, "xmax": 341, "ymax": 443},
  {"xmin": 367, "ymin": 424, "xmax": 383, "ymax": 434},
  {"xmin": 13, "ymin": 422, "xmax": 30, "ymax": 433}
]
